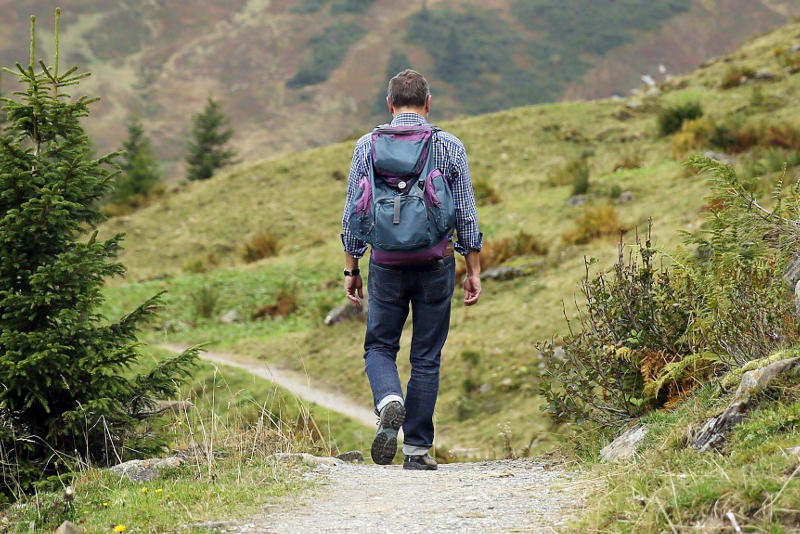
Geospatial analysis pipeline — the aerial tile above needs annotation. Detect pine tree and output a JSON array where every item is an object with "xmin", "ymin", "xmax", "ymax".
[
  {"xmin": 0, "ymin": 11, "xmax": 198, "ymax": 497},
  {"xmin": 112, "ymin": 115, "xmax": 160, "ymax": 206},
  {"xmin": 185, "ymin": 97, "xmax": 236, "ymax": 181}
]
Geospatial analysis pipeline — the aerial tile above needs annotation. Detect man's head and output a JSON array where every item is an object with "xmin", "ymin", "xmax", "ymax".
[{"xmin": 386, "ymin": 69, "xmax": 431, "ymax": 117}]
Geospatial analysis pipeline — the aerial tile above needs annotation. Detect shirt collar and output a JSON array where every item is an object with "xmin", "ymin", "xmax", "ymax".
[{"xmin": 390, "ymin": 112, "xmax": 428, "ymax": 127}]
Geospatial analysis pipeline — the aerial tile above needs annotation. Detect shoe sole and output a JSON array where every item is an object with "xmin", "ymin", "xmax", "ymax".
[
  {"xmin": 402, "ymin": 461, "xmax": 438, "ymax": 471},
  {"xmin": 371, "ymin": 402, "xmax": 405, "ymax": 465}
]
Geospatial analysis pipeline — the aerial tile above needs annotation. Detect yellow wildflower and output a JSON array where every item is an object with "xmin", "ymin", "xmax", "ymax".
[
  {"xmin": 103, "ymin": 502, "xmax": 109, "ymax": 508},
  {"xmin": 141, "ymin": 487, "xmax": 148, "ymax": 494},
  {"xmin": 113, "ymin": 525, "xmax": 126, "ymax": 533},
  {"xmin": 155, "ymin": 488, "xmax": 163, "ymax": 494}
]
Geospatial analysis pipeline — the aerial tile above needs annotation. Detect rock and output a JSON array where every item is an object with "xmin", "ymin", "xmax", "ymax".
[
  {"xmin": 785, "ymin": 253, "xmax": 800, "ymax": 289},
  {"xmin": 55, "ymin": 521, "xmax": 82, "ymax": 534},
  {"xmin": 703, "ymin": 151, "xmax": 737, "ymax": 166},
  {"xmin": 567, "ymin": 194, "xmax": 589, "ymax": 207},
  {"xmin": 795, "ymin": 280, "xmax": 800, "ymax": 316},
  {"xmin": 600, "ymin": 425, "xmax": 647, "ymax": 461},
  {"xmin": 160, "ymin": 320, "xmax": 187, "ymax": 332},
  {"xmin": 644, "ymin": 87, "xmax": 662, "ymax": 97},
  {"xmin": 618, "ymin": 191, "xmax": 636, "ymax": 203},
  {"xmin": 336, "ymin": 450, "xmax": 365, "ymax": 463},
  {"xmin": 482, "ymin": 266, "xmax": 526, "ymax": 282},
  {"xmin": 625, "ymin": 99, "xmax": 644, "ymax": 111},
  {"xmin": 478, "ymin": 383, "xmax": 492, "ymax": 393},
  {"xmin": 734, "ymin": 357, "xmax": 800, "ymax": 400},
  {"xmin": 324, "ymin": 301, "xmax": 366, "ymax": 326},
  {"xmin": 783, "ymin": 446, "xmax": 800, "ymax": 457},
  {"xmin": 751, "ymin": 70, "xmax": 776, "ymax": 81},
  {"xmin": 270, "ymin": 453, "xmax": 343, "ymax": 467},
  {"xmin": 219, "ymin": 310, "xmax": 240, "ymax": 324},
  {"xmin": 110, "ymin": 457, "xmax": 184, "ymax": 482},
  {"xmin": 792, "ymin": 44, "xmax": 800, "ymax": 54},
  {"xmin": 611, "ymin": 109, "xmax": 632, "ymax": 121},
  {"xmin": 691, "ymin": 357, "xmax": 800, "ymax": 451}
]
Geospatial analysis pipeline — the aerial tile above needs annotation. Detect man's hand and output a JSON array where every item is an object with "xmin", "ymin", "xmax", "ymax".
[
  {"xmin": 463, "ymin": 274, "xmax": 481, "ymax": 306},
  {"xmin": 345, "ymin": 274, "xmax": 364, "ymax": 305}
]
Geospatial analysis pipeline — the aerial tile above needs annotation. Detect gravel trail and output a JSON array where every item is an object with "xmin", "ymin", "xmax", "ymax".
[{"xmin": 218, "ymin": 459, "xmax": 580, "ymax": 533}]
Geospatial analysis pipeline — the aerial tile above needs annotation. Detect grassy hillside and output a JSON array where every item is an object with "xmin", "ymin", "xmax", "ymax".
[
  {"xmin": 98, "ymin": 20, "xmax": 800, "ymax": 456},
  {"xmin": 0, "ymin": 1, "xmax": 796, "ymax": 174}
]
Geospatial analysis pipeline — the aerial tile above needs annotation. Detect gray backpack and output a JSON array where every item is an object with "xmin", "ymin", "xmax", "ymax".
[{"xmin": 348, "ymin": 125, "xmax": 455, "ymax": 266}]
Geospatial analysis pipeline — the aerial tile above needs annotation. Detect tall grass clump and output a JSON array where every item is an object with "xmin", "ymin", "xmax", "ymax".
[{"xmin": 657, "ymin": 101, "xmax": 703, "ymax": 136}]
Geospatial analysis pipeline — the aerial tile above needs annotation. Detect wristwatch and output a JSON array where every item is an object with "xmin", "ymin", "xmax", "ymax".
[{"xmin": 343, "ymin": 268, "xmax": 361, "ymax": 277}]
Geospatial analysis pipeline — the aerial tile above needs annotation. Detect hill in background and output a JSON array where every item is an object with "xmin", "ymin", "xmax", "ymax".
[{"xmin": 0, "ymin": 0, "xmax": 797, "ymax": 178}]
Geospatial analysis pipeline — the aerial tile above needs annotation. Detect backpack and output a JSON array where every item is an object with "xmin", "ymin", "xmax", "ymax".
[{"xmin": 348, "ymin": 125, "xmax": 456, "ymax": 266}]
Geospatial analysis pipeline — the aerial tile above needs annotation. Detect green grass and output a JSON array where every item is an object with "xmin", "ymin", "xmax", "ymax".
[
  {"xmin": 575, "ymin": 374, "xmax": 800, "ymax": 532},
  {"xmin": 0, "ymin": 346, "xmax": 371, "ymax": 531}
]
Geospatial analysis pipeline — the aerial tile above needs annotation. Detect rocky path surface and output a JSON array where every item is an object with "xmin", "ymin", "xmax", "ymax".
[
  {"xmin": 159, "ymin": 343, "xmax": 377, "ymax": 428},
  {"xmin": 216, "ymin": 459, "xmax": 580, "ymax": 533}
]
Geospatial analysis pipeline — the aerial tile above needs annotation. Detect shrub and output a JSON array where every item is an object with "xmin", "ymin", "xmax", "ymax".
[
  {"xmin": 456, "ymin": 230, "xmax": 548, "ymax": 279},
  {"xmin": 720, "ymin": 66, "xmax": 754, "ymax": 89},
  {"xmin": 539, "ymin": 230, "xmax": 695, "ymax": 426},
  {"xmin": 190, "ymin": 285, "xmax": 221, "ymax": 320},
  {"xmin": 242, "ymin": 232, "xmax": 281, "ymax": 263},
  {"xmin": 657, "ymin": 101, "xmax": 703, "ymax": 136},
  {"xmin": 612, "ymin": 149, "xmax": 642, "ymax": 172},
  {"xmin": 472, "ymin": 178, "xmax": 502, "ymax": 205},
  {"xmin": 609, "ymin": 184, "xmax": 623, "ymax": 199},
  {"xmin": 548, "ymin": 158, "xmax": 589, "ymax": 188},
  {"xmin": 287, "ymin": 22, "xmax": 364, "ymax": 88},
  {"xmin": 562, "ymin": 204, "xmax": 629, "ymax": 245},
  {"xmin": 251, "ymin": 286, "xmax": 299, "ymax": 319},
  {"xmin": 669, "ymin": 117, "xmax": 712, "ymax": 158}
]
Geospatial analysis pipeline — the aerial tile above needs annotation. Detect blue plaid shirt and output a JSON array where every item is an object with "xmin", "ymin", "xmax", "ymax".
[{"xmin": 341, "ymin": 113, "xmax": 483, "ymax": 258}]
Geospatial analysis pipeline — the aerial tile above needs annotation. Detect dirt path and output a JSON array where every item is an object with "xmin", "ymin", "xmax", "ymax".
[
  {"xmin": 159, "ymin": 343, "xmax": 377, "ymax": 428},
  {"xmin": 211, "ymin": 459, "xmax": 580, "ymax": 533}
]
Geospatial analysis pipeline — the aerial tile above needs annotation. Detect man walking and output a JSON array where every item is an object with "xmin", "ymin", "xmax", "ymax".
[{"xmin": 340, "ymin": 70, "xmax": 482, "ymax": 470}]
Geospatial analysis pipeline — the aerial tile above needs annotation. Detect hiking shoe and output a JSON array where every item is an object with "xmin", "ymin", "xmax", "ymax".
[
  {"xmin": 403, "ymin": 453, "xmax": 438, "ymax": 471},
  {"xmin": 371, "ymin": 401, "xmax": 405, "ymax": 465}
]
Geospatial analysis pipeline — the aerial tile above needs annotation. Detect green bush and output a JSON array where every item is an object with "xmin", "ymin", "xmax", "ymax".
[
  {"xmin": 548, "ymin": 157, "xmax": 589, "ymax": 187},
  {"xmin": 657, "ymin": 101, "xmax": 704, "ymax": 136},
  {"xmin": 540, "ymin": 157, "xmax": 800, "ymax": 427}
]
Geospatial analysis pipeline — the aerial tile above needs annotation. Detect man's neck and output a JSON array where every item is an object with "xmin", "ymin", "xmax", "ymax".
[{"xmin": 392, "ymin": 107, "xmax": 427, "ymax": 119}]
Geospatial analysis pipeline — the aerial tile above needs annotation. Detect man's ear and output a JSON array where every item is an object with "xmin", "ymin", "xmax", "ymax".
[
  {"xmin": 424, "ymin": 95, "xmax": 431, "ymax": 114},
  {"xmin": 387, "ymin": 97, "xmax": 394, "ymax": 115}
]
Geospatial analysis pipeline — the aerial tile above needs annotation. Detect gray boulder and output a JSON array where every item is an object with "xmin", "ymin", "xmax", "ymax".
[
  {"xmin": 567, "ymin": 194, "xmax": 589, "ymax": 207},
  {"xmin": 324, "ymin": 301, "xmax": 366, "ymax": 326},
  {"xmin": 55, "ymin": 521, "xmax": 82, "ymax": 534},
  {"xmin": 270, "ymin": 453, "xmax": 343, "ymax": 467},
  {"xmin": 482, "ymin": 266, "xmax": 526, "ymax": 282},
  {"xmin": 703, "ymin": 151, "xmax": 737, "ymax": 166},
  {"xmin": 600, "ymin": 425, "xmax": 647, "ymax": 461},
  {"xmin": 219, "ymin": 310, "xmax": 241, "ymax": 324},
  {"xmin": 336, "ymin": 450, "xmax": 365, "ymax": 463},
  {"xmin": 110, "ymin": 457, "xmax": 184, "ymax": 482},
  {"xmin": 691, "ymin": 357, "xmax": 800, "ymax": 451}
]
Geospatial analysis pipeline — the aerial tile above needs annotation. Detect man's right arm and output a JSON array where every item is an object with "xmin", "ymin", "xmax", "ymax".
[{"xmin": 342, "ymin": 140, "xmax": 369, "ymax": 304}]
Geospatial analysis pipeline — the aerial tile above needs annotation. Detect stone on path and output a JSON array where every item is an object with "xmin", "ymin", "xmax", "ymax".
[
  {"xmin": 110, "ymin": 457, "xmax": 184, "ymax": 483},
  {"xmin": 335, "ymin": 451, "xmax": 365, "ymax": 463},
  {"xmin": 600, "ymin": 425, "xmax": 648, "ymax": 461},
  {"xmin": 55, "ymin": 521, "xmax": 82, "ymax": 534},
  {"xmin": 270, "ymin": 452, "xmax": 344, "ymax": 467}
]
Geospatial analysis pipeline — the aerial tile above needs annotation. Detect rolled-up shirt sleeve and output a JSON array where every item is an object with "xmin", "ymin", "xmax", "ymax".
[
  {"xmin": 450, "ymin": 146, "xmax": 483, "ymax": 255},
  {"xmin": 341, "ymin": 139, "xmax": 369, "ymax": 258}
]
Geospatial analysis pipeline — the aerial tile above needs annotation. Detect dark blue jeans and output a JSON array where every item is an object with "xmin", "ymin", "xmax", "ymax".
[{"xmin": 364, "ymin": 254, "xmax": 456, "ymax": 451}]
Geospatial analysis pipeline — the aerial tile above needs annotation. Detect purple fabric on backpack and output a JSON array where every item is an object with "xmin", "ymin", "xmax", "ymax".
[
  {"xmin": 424, "ymin": 168, "xmax": 443, "ymax": 207},
  {"xmin": 355, "ymin": 176, "xmax": 372, "ymax": 215},
  {"xmin": 371, "ymin": 237, "xmax": 449, "ymax": 267}
]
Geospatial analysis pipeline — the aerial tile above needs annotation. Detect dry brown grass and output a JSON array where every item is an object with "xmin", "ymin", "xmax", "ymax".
[
  {"xmin": 562, "ymin": 204, "xmax": 629, "ymax": 245},
  {"xmin": 242, "ymin": 232, "xmax": 281, "ymax": 263}
]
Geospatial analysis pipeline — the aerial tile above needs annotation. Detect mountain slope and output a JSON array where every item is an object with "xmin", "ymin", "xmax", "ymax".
[{"xmin": 1, "ymin": 0, "xmax": 797, "ymax": 178}]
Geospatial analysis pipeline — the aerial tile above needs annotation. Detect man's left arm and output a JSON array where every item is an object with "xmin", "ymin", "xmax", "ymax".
[{"xmin": 450, "ymin": 146, "xmax": 483, "ymax": 306}]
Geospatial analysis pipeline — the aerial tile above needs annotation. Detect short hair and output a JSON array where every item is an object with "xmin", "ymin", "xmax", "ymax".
[{"xmin": 387, "ymin": 69, "xmax": 430, "ymax": 108}]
